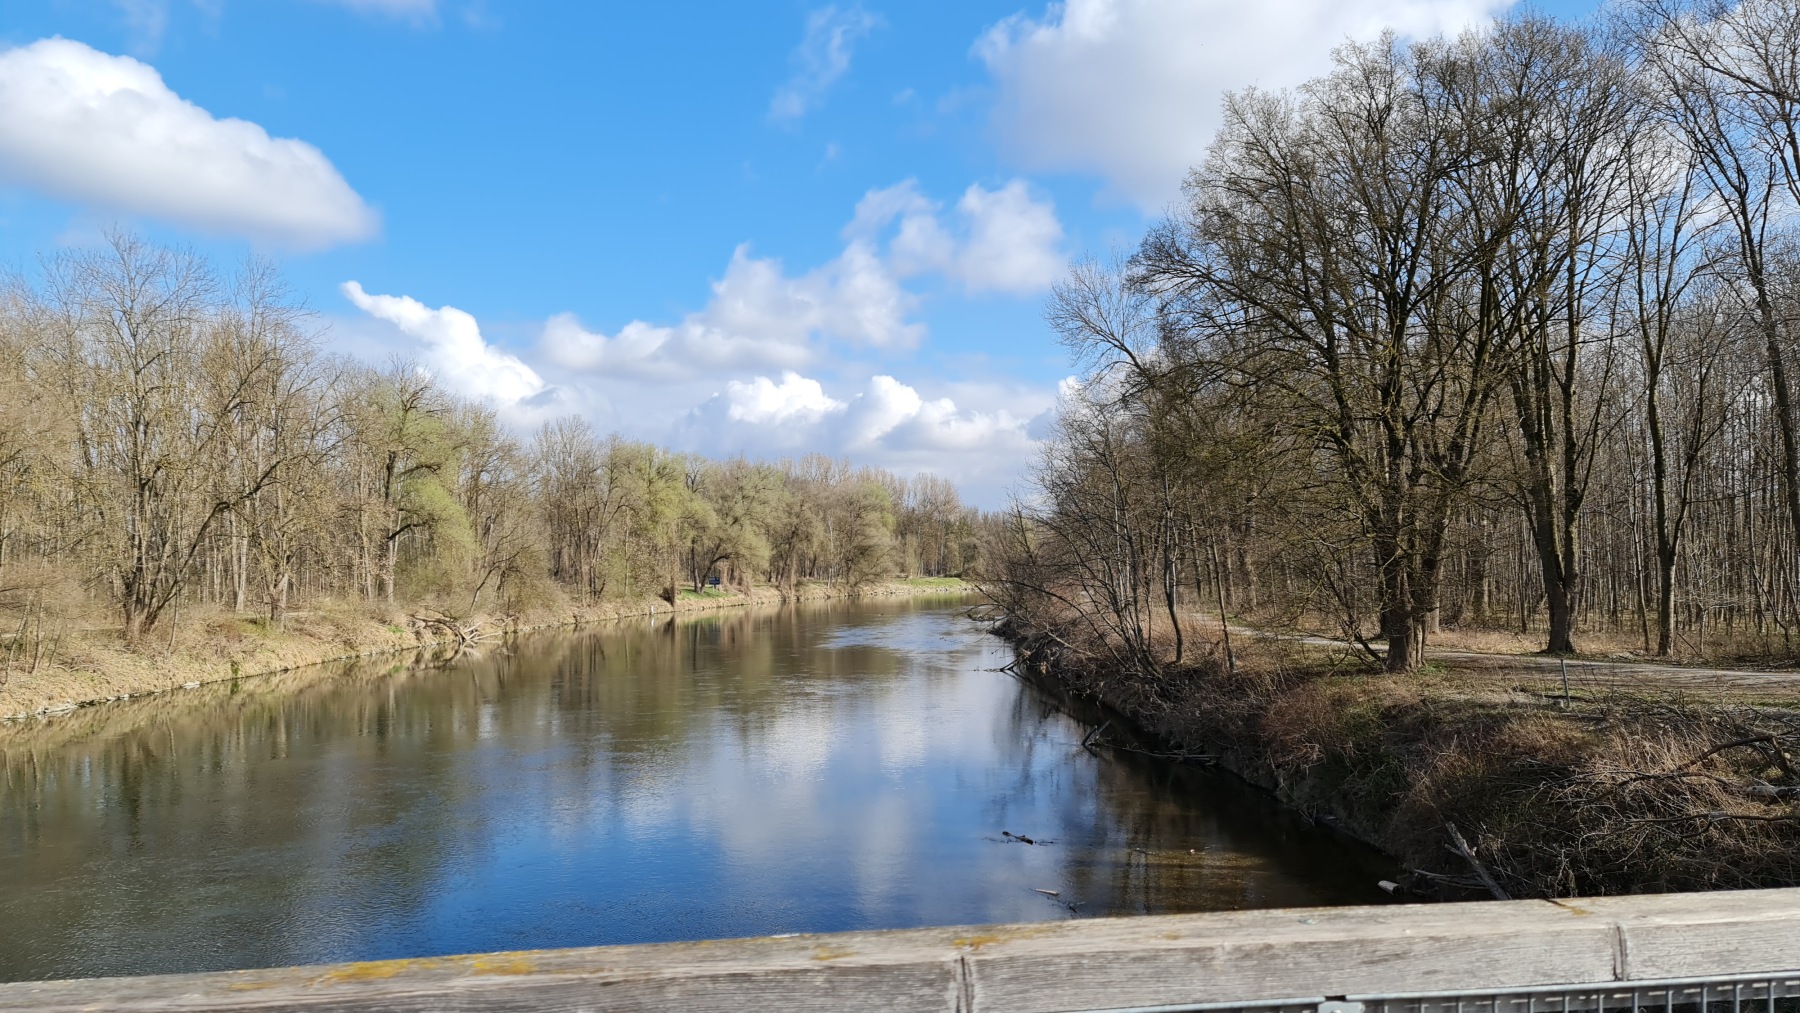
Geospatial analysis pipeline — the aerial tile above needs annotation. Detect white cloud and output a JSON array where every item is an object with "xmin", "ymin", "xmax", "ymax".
[
  {"xmin": 317, "ymin": 168, "xmax": 1062, "ymax": 503},
  {"xmin": 976, "ymin": 0, "xmax": 1512, "ymax": 208},
  {"xmin": 853, "ymin": 179, "xmax": 1065, "ymax": 295},
  {"xmin": 536, "ymin": 177, "xmax": 1062, "ymax": 418},
  {"xmin": 868, "ymin": 379, "xmax": 1033, "ymax": 453},
  {"xmin": 341, "ymin": 282, "xmax": 556, "ymax": 413},
  {"xmin": 697, "ymin": 372, "xmax": 1054, "ymax": 449},
  {"xmin": 843, "ymin": 375, "xmax": 925, "ymax": 449},
  {"xmin": 955, "ymin": 182, "xmax": 1067, "ymax": 293},
  {"xmin": 724, "ymin": 372, "xmax": 847, "ymax": 425},
  {"xmin": 0, "ymin": 38, "xmax": 377, "ymax": 248},
  {"xmin": 687, "ymin": 371, "xmax": 1046, "ymax": 500},
  {"xmin": 541, "ymin": 240, "xmax": 919, "ymax": 381},
  {"xmin": 324, "ymin": 281, "xmax": 1055, "ymax": 504},
  {"xmin": 540, "ymin": 179, "xmax": 1062, "ymax": 382},
  {"xmin": 770, "ymin": 5, "xmax": 883, "ymax": 123}
]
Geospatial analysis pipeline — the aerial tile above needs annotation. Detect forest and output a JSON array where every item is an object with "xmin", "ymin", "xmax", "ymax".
[
  {"xmin": 0, "ymin": 232, "xmax": 986, "ymax": 660},
  {"xmin": 996, "ymin": 1, "xmax": 1800, "ymax": 674}
]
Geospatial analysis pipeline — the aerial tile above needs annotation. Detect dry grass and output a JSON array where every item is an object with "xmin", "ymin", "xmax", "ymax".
[
  {"xmin": 1422, "ymin": 624, "xmax": 1787, "ymax": 664},
  {"xmin": 1201, "ymin": 604, "xmax": 1799, "ymax": 667},
  {"xmin": 1430, "ymin": 626, "xmax": 1641, "ymax": 658},
  {"xmin": 1494, "ymin": 704, "xmax": 1800, "ymax": 893},
  {"xmin": 0, "ymin": 578, "xmax": 971, "ymax": 725},
  {"xmin": 1010, "ymin": 620, "xmax": 1800, "ymax": 898}
]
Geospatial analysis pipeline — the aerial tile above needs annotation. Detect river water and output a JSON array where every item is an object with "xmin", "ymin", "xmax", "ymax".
[{"xmin": 0, "ymin": 596, "xmax": 1391, "ymax": 982}]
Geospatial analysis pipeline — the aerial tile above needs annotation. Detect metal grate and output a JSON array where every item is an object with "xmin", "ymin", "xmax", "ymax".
[
  {"xmin": 1070, "ymin": 1001, "xmax": 1329, "ymax": 1013},
  {"xmin": 1350, "ymin": 973, "xmax": 1800, "ymax": 1013},
  {"xmin": 1072, "ymin": 974, "xmax": 1800, "ymax": 1013}
]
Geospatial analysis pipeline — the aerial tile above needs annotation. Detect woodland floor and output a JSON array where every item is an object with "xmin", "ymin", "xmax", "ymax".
[{"xmin": 1241, "ymin": 625, "xmax": 1800, "ymax": 701}]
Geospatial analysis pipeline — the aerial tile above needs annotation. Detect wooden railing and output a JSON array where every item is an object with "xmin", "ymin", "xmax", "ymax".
[{"xmin": 4, "ymin": 889, "xmax": 1799, "ymax": 1012}]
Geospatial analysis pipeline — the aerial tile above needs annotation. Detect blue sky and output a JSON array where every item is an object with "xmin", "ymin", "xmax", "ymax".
[{"xmin": 0, "ymin": 0, "xmax": 1599, "ymax": 505}]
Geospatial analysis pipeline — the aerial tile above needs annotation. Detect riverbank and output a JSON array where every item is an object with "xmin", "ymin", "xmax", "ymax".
[
  {"xmin": 0, "ymin": 596, "xmax": 1389, "ymax": 981},
  {"xmin": 0, "ymin": 577, "xmax": 973, "ymax": 724},
  {"xmin": 1001, "ymin": 618, "xmax": 1800, "ymax": 899}
]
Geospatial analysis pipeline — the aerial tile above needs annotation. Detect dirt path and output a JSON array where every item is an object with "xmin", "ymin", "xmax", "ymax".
[
  {"xmin": 1238, "ymin": 627, "xmax": 1800, "ymax": 699},
  {"xmin": 1433, "ymin": 649, "xmax": 1800, "ymax": 697}
]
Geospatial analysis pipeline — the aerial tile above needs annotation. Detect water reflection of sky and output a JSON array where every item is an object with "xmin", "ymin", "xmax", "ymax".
[{"xmin": 0, "ymin": 598, "xmax": 1393, "ymax": 982}]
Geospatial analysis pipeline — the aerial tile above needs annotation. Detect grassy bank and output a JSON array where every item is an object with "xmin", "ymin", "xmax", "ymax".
[
  {"xmin": 0, "ymin": 578, "xmax": 973, "ymax": 724},
  {"xmin": 1003, "ymin": 619, "xmax": 1800, "ymax": 899}
]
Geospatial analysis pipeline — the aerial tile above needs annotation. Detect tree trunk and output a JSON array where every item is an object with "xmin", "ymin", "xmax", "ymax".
[
  {"xmin": 1378, "ymin": 535, "xmax": 1417, "ymax": 674},
  {"xmin": 1526, "ymin": 494, "xmax": 1578, "ymax": 655},
  {"xmin": 1543, "ymin": 578, "xmax": 1576, "ymax": 656},
  {"xmin": 1656, "ymin": 540, "xmax": 1679, "ymax": 657},
  {"xmin": 1760, "ymin": 309, "xmax": 1800, "ymax": 621}
]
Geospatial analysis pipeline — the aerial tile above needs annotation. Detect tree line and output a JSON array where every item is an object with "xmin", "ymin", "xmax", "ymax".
[
  {"xmin": 994, "ymin": 1, "xmax": 1800, "ymax": 674},
  {"xmin": 0, "ymin": 233, "xmax": 987, "ymax": 652}
]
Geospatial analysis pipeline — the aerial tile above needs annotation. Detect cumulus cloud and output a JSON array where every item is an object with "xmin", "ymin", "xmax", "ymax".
[
  {"xmin": 725, "ymin": 372, "xmax": 847, "ymax": 425},
  {"xmin": 679, "ymin": 370, "xmax": 1052, "ymax": 504},
  {"xmin": 317, "ymin": 170, "xmax": 1062, "ymax": 502},
  {"xmin": 770, "ymin": 4, "xmax": 883, "ymax": 123},
  {"xmin": 0, "ymin": 38, "xmax": 377, "ymax": 248},
  {"xmin": 326, "ymin": 278, "xmax": 1056, "ymax": 503},
  {"xmin": 539, "ymin": 178, "xmax": 1061, "ymax": 384},
  {"xmin": 541, "ymin": 240, "xmax": 919, "ymax": 381},
  {"xmin": 342, "ymin": 282, "xmax": 556, "ymax": 413},
  {"xmin": 852, "ymin": 179, "xmax": 1065, "ymax": 295},
  {"xmin": 976, "ymin": 0, "xmax": 1512, "ymax": 207},
  {"xmin": 691, "ymin": 371, "xmax": 1041, "ymax": 462}
]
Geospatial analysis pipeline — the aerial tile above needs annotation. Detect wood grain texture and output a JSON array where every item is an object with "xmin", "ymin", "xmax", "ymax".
[
  {"xmin": 958, "ymin": 901, "xmax": 1619, "ymax": 1013},
  {"xmin": 1578, "ymin": 890, "xmax": 1800, "ymax": 980},
  {"xmin": 4, "ymin": 890, "xmax": 1800, "ymax": 1012}
]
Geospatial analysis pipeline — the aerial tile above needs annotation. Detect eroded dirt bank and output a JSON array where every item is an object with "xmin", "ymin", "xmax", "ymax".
[{"xmin": 1000, "ymin": 619, "xmax": 1800, "ymax": 899}]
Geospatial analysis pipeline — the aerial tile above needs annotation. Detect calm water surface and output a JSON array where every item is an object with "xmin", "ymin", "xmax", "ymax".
[{"xmin": 0, "ymin": 597, "xmax": 1391, "ymax": 982}]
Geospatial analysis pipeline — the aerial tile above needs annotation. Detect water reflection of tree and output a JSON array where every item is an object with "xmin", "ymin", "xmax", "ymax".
[
  {"xmin": 988, "ymin": 682, "xmax": 1392, "ymax": 916},
  {"xmin": 0, "ymin": 596, "xmax": 1386, "ymax": 983},
  {"xmin": 521, "ymin": 603, "xmax": 932, "ymax": 762},
  {"xmin": 0, "ymin": 598, "xmax": 946, "ymax": 981},
  {"xmin": 0, "ymin": 665, "xmax": 486, "ymax": 979}
]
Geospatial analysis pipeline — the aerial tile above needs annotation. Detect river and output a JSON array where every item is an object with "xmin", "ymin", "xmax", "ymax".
[{"xmin": 0, "ymin": 595, "xmax": 1392, "ymax": 982}]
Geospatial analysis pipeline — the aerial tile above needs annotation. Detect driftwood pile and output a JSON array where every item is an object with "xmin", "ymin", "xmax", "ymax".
[{"xmin": 407, "ymin": 611, "xmax": 504, "ymax": 651}]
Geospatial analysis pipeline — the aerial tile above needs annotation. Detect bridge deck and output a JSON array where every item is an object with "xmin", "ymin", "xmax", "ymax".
[{"xmin": 2, "ymin": 888, "xmax": 1798, "ymax": 1012}]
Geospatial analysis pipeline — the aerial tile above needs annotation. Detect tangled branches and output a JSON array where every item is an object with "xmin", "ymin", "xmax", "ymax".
[{"xmin": 1498, "ymin": 707, "xmax": 1800, "ymax": 893}]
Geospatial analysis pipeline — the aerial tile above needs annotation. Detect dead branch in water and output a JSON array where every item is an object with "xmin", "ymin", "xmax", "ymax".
[{"xmin": 1081, "ymin": 719, "xmax": 1112, "ymax": 754}]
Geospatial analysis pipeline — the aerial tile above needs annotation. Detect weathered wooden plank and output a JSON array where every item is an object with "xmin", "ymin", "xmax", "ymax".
[
  {"xmin": 0, "ymin": 931, "xmax": 967, "ymax": 1013},
  {"xmin": 1579, "ymin": 890, "xmax": 1800, "ymax": 980},
  {"xmin": 5, "ymin": 890, "xmax": 1800, "ymax": 1012},
  {"xmin": 958, "ymin": 901, "xmax": 1620, "ymax": 1013}
]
